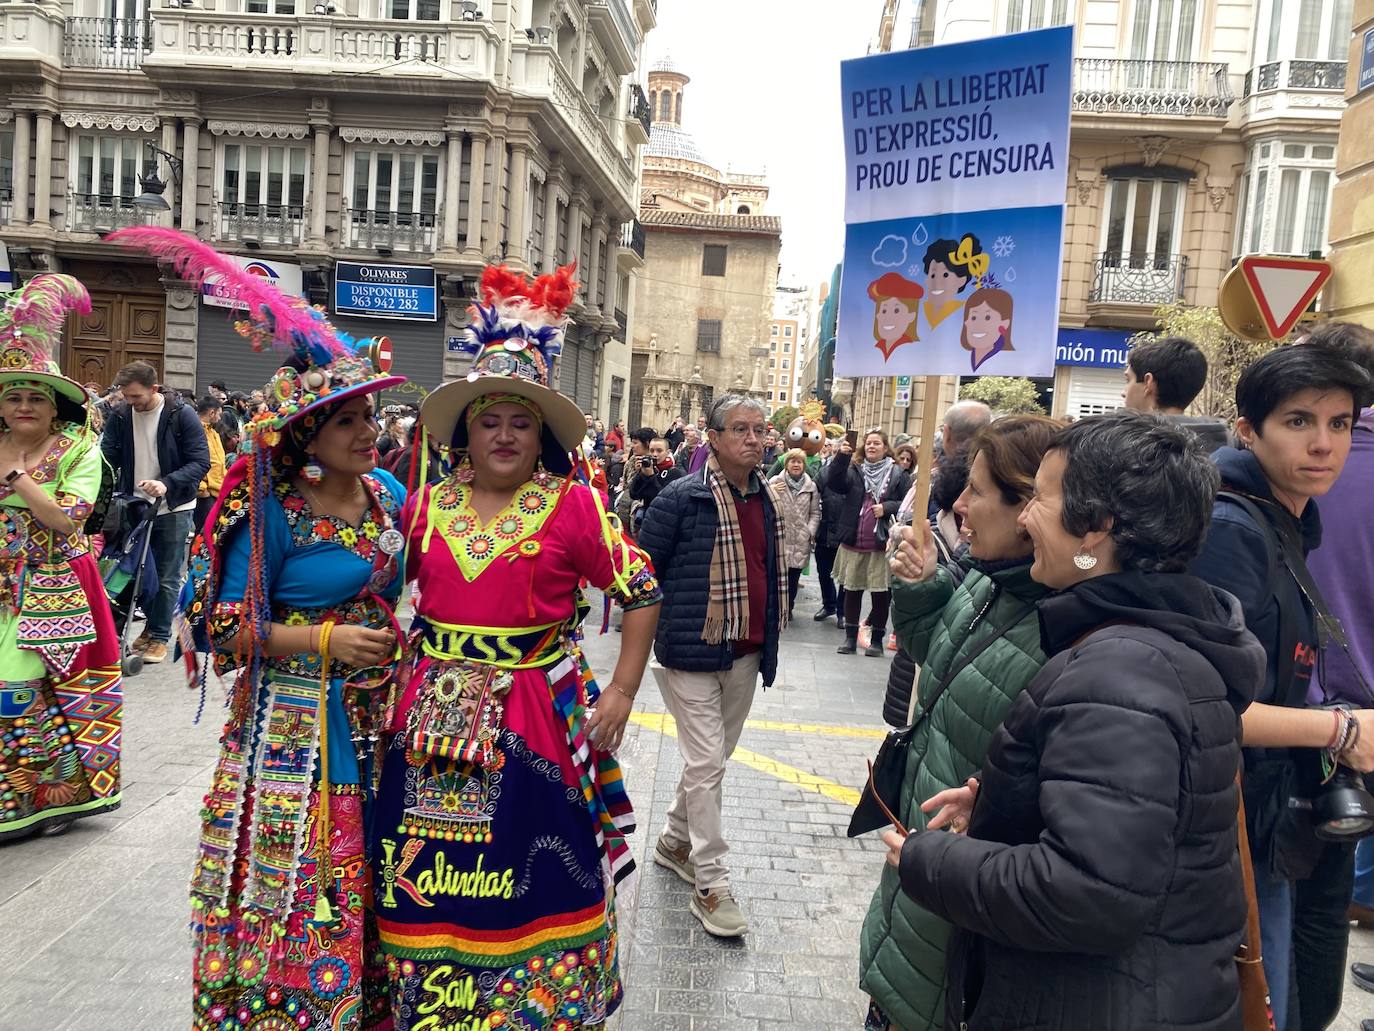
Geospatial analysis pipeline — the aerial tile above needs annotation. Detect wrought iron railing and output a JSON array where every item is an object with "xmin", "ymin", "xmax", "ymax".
[
  {"xmin": 1090, "ymin": 252, "xmax": 1188, "ymax": 305},
  {"xmin": 68, "ymin": 193, "xmax": 154, "ymax": 232},
  {"xmin": 1244, "ymin": 59, "xmax": 1347, "ymax": 97},
  {"xmin": 345, "ymin": 206, "xmax": 439, "ymax": 251},
  {"xmin": 0, "ymin": 185, "xmax": 12, "ymax": 226},
  {"xmin": 62, "ymin": 16, "xmax": 151, "ymax": 69},
  {"xmin": 1073, "ymin": 58, "xmax": 1233, "ymax": 118},
  {"xmin": 619, "ymin": 218, "xmax": 645, "ymax": 259},
  {"xmin": 215, "ymin": 201, "xmax": 306, "ymax": 247},
  {"xmin": 613, "ymin": 308, "xmax": 627, "ymax": 342},
  {"xmin": 629, "ymin": 83, "xmax": 652, "ymax": 136}
]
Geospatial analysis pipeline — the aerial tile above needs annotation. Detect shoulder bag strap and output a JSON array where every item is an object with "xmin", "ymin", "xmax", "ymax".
[{"xmin": 903, "ymin": 596, "xmax": 1039, "ymax": 734}]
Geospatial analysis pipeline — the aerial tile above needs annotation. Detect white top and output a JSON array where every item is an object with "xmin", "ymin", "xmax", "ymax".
[{"xmin": 131, "ymin": 394, "xmax": 195, "ymax": 513}]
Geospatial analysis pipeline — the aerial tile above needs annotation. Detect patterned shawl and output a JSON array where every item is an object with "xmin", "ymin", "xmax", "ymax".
[{"xmin": 702, "ymin": 454, "xmax": 790, "ymax": 644}]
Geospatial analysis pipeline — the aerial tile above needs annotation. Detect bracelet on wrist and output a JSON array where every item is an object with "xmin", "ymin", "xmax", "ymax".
[{"xmin": 610, "ymin": 683, "xmax": 637, "ymax": 702}]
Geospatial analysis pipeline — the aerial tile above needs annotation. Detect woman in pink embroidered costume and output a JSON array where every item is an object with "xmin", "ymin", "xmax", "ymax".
[
  {"xmin": 0, "ymin": 274, "xmax": 124, "ymax": 842},
  {"xmin": 110, "ymin": 228, "xmax": 407, "ymax": 1031},
  {"xmin": 372, "ymin": 265, "xmax": 661, "ymax": 1030}
]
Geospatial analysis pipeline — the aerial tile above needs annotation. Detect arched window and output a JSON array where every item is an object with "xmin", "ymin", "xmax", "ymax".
[
  {"xmin": 736, "ymin": 204, "xmax": 751, "ymax": 214},
  {"xmin": 675, "ymin": 92, "xmax": 683, "ymax": 124},
  {"xmin": 659, "ymin": 90, "xmax": 673, "ymax": 122}
]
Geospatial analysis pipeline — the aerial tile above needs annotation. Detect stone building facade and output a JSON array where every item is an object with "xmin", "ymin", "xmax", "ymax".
[
  {"xmin": 831, "ymin": 0, "xmax": 1348, "ymax": 436},
  {"xmin": 626, "ymin": 58, "xmax": 780, "ymax": 433},
  {"xmin": 0, "ymin": 0, "xmax": 656, "ymax": 422}
]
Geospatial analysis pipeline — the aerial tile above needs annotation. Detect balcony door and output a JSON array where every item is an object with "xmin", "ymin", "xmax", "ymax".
[
  {"xmin": 1128, "ymin": 0, "xmax": 1199, "ymax": 89},
  {"xmin": 383, "ymin": 0, "xmax": 441, "ymax": 19},
  {"xmin": 218, "ymin": 142, "xmax": 308, "ymax": 245},
  {"xmin": 1098, "ymin": 175, "xmax": 1187, "ymax": 303},
  {"xmin": 347, "ymin": 148, "xmax": 442, "ymax": 250},
  {"xmin": 72, "ymin": 135, "xmax": 151, "ymax": 228}
]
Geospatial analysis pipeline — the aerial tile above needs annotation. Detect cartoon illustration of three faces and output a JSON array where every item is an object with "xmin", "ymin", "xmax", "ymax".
[{"xmin": 868, "ymin": 233, "xmax": 1012, "ymax": 372}]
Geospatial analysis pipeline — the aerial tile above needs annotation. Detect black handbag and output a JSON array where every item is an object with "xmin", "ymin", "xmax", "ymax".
[{"xmin": 848, "ymin": 597, "xmax": 1037, "ymax": 837}]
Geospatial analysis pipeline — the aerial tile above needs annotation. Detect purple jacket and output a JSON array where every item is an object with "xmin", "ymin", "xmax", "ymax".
[{"xmin": 1307, "ymin": 407, "xmax": 1374, "ymax": 704}]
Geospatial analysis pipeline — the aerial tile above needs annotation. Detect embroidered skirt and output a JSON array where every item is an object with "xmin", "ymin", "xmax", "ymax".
[
  {"xmin": 0, "ymin": 552, "xmax": 122, "ymax": 840},
  {"xmin": 372, "ymin": 654, "xmax": 633, "ymax": 1030}
]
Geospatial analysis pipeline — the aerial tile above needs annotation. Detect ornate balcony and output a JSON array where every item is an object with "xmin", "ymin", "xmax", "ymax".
[
  {"xmin": 617, "ymin": 218, "xmax": 645, "ymax": 271},
  {"xmin": 215, "ymin": 201, "xmax": 306, "ymax": 247},
  {"xmin": 585, "ymin": 0, "xmax": 637, "ymax": 76},
  {"xmin": 0, "ymin": 3, "xmax": 66, "ymax": 71},
  {"xmin": 613, "ymin": 307, "xmax": 627, "ymax": 342},
  {"xmin": 628, "ymin": 83, "xmax": 651, "ymax": 145},
  {"xmin": 63, "ymin": 15, "xmax": 151, "ymax": 70},
  {"xmin": 67, "ymin": 193, "xmax": 156, "ymax": 233},
  {"xmin": 344, "ymin": 205, "xmax": 438, "ymax": 253},
  {"xmin": 1090, "ymin": 252, "xmax": 1188, "ymax": 306},
  {"xmin": 142, "ymin": 11, "xmax": 500, "ymax": 83},
  {"xmin": 512, "ymin": 44, "xmax": 636, "ymax": 204},
  {"xmin": 1242, "ymin": 59, "xmax": 1346, "ymax": 98},
  {"xmin": 1073, "ymin": 58, "xmax": 1233, "ymax": 119}
]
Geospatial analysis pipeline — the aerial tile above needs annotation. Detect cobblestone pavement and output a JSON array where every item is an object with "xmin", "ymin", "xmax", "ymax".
[{"xmin": 2, "ymin": 573, "xmax": 1372, "ymax": 1030}]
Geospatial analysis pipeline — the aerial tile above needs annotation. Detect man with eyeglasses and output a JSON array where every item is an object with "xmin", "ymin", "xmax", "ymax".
[{"xmin": 638, "ymin": 394, "xmax": 789, "ymax": 939}]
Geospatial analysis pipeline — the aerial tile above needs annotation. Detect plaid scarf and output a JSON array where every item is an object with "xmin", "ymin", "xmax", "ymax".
[{"xmin": 702, "ymin": 454, "xmax": 790, "ymax": 645}]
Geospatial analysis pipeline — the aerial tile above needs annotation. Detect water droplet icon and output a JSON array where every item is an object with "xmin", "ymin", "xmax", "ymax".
[
  {"xmin": 1004, "ymin": 266, "xmax": 1017, "ymax": 282},
  {"xmin": 912, "ymin": 224, "xmax": 929, "ymax": 246}
]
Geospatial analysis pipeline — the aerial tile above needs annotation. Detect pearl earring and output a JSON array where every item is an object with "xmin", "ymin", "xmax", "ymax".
[{"xmin": 1073, "ymin": 547, "xmax": 1098, "ymax": 571}]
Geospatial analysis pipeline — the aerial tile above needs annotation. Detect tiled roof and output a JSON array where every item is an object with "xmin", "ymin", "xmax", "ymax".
[
  {"xmin": 640, "ymin": 210, "xmax": 782, "ymax": 234},
  {"xmin": 646, "ymin": 122, "xmax": 711, "ymax": 165}
]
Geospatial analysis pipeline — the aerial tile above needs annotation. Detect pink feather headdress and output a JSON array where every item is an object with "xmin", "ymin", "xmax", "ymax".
[{"xmin": 0, "ymin": 274, "xmax": 92, "ymax": 357}]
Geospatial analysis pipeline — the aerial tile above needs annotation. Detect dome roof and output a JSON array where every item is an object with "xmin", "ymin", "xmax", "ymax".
[{"xmin": 647, "ymin": 121, "xmax": 713, "ymax": 167}]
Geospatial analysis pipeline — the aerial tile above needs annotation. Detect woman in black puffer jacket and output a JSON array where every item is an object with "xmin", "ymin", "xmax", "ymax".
[
  {"xmin": 813, "ymin": 444, "xmax": 847, "ymax": 626},
  {"xmin": 886, "ymin": 411, "xmax": 1264, "ymax": 1031}
]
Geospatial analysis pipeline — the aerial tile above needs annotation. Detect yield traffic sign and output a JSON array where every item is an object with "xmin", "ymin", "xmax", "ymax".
[{"xmin": 1234, "ymin": 256, "xmax": 1331, "ymax": 340}]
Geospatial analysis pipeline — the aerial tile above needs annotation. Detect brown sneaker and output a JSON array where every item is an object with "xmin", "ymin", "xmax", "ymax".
[
  {"xmin": 652, "ymin": 836, "xmax": 695, "ymax": 886},
  {"xmin": 1351, "ymin": 902, "xmax": 1374, "ymax": 930},
  {"xmin": 690, "ymin": 887, "xmax": 747, "ymax": 938},
  {"xmin": 142, "ymin": 641, "xmax": 169, "ymax": 664},
  {"xmin": 131, "ymin": 632, "xmax": 152, "ymax": 653}
]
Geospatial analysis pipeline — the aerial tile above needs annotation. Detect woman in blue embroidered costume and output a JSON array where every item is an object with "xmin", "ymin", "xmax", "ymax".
[
  {"xmin": 373, "ymin": 265, "xmax": 661, "ymax": 1031},
  {"xmin": 0, "ymin": 274, "xmax": 124, "ymax": 842},
  {"xmin": 110, "ymin": 227, "xmax": 408, "ymax": 1031}
]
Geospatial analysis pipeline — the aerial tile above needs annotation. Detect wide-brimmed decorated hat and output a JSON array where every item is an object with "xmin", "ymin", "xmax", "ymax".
[
  {"xmin": 422, "ymin": 264, "xmax": 587, "ymax": 475},
  {"xmin": 108, "ymin": 228, "xmax": 404, "ymax": 442},
  {"xmin": 0, "ymin": 274, "xmax": 94, "ymax": 426}
]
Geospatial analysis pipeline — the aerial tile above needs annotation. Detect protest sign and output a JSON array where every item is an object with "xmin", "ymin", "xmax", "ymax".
[{"xmin": 836, "ymin": 26, "xmax": 1073, "ymax": 378}]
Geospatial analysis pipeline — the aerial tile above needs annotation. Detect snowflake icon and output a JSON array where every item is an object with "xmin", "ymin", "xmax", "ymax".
[{"xmin": 992, "ymin": 235, "xmax": 1015, "ymax": 259}]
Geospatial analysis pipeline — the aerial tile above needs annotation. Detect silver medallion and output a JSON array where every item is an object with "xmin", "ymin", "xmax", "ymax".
[{"xmin": 377, "ymin": 528, "xmax": 405, "ymax": 555}]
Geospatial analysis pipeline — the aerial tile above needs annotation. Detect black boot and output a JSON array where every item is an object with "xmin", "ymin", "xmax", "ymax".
[
  {"xmin": 812, "ymin": 606, "xmax": 835, "ymax": 622},
  {"xmin": 836, "ymin": 612, "xmax": 846, "ymax": 630},
  {"xmin": 837, "ymin": 627, "xmax": 858, "ymax": 654}
]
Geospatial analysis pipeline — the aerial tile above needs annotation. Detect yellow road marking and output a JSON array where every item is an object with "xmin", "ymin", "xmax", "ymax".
[
  {"xmin": 628, "ymin": 712, "xmax": 863, "ymax": 807},
  {"xmin": 629, "ymin": 711, "xmax": 885, "ymax": 741}
]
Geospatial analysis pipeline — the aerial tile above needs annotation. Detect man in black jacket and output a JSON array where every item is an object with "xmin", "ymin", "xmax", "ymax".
[
  {"xmin": 101, "ymin": 361, "xmax": 211, "ymax": 663},
  {"xmin": 638, "ymin": 394, "xmax": 785, "ymax": 940}
]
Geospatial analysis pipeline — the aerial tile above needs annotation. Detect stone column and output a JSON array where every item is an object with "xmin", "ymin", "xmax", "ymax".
[
  {"xmin": 31, "ymin": 112, "xmax": 53, "ymax": 228},
  {"xmin": 180, "ymin": 118, "xmax": 200, "ymax": 233},
  {"xmin": 11, "ymin": 110, "xmax": 31, "ymax": 226},
  {"xmin": 601, "ymin": 222, "xmax": 618, "ymax": 315},
  {"xmin": 565, "ymin": 185, "xmax": 584, "ymax": 267},
  {"xmin": 308, "ymin": 122, "xmax": 331, "ymax": 246},
  {"xmin": 462, "ymin": 132, "xmax": 487, "ymax": 260},
  {"xmin": 483, "ymin": 134, "xmax": 507, "ymax": 259},
  {"xmin": 543, "ymin": 161, "xmax": 564, "ymax": 268},
  {"xmin": 158, "ymin": 119, "xmax": 178, "ymax": 227},
  {"xmin": 505, "ymin": 142, "xmax": 530, "ymax": 267},
  {"xmin": 441, "ymin": 129, "xmax": 463, "ymax": 253}
]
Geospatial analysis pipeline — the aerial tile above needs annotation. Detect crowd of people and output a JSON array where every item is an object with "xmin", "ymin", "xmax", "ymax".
[{"xmin": 3, "ymin": 224, "xmax": 1374, "ymax": 1031}]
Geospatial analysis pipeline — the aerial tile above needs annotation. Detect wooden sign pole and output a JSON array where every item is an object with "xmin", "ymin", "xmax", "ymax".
[{"xmin": 903, "ymin": 374, "xmax": 944, "ymax": 725}]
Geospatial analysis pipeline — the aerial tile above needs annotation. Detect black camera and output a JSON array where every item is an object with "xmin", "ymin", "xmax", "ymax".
[
  {"xmin": 1313, "ymin": 767, "xmax": 1374, "ymax": 840},
  {"xmin": 639, "ymin": 456, "xmax": 654, "ymax": 468}
]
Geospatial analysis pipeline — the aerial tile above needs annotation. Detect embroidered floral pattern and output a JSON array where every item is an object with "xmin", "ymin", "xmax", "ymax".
[
  {"xmin": 274, "ymin": 474, "xmax": 399, "ymax": 565},
  {"xmin": 430, "ymin": 476, "xmax": 562, "ymax": 582}
]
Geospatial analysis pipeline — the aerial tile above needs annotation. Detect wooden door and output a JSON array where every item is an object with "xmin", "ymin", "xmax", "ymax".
[{"xmin": 61, "ymin": 261, "xmax": 165, "ymax": 389}]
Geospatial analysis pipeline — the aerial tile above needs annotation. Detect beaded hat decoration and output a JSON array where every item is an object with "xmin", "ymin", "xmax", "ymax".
[
  {"xmin": 107, "ymin": 228, "xmax": 404, "ymax": 437},
  {"xmin": 421, "ymin": 263, "xmax": 587, "ymax": 463},
  {"xmin": 0, "ymin": 274, "xmax": 94, "ymax": 424}
]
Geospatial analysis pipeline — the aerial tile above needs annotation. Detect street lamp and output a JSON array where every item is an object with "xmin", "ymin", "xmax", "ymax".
[{"xmin": 132, "ymin": 141, "xmax": 184, "ymax": 212}]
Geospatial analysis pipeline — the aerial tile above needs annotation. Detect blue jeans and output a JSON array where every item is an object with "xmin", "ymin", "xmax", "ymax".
[
  {"xmin": 1254, "ymin": 860, "xmax": 1294, "ymax": 1031},
  {"xmin": 146, "ymin": 508, "xmax": 193, "ymax": 643},
  {"xmin": 1356, "ymin": 837, "xmax": 1374, "ymax": 908}
]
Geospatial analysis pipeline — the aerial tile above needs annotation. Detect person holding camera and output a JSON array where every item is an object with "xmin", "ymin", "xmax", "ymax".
[
  {"xmin": 629, "ymin": 435, "xmax": 684, "ymax": 534},
  {"xmin": 1193, "ymin": 340, "xmax": 1374, "ymax": 1031}
]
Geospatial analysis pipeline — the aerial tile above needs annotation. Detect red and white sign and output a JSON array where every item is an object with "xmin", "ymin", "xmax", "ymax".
[
  {"xmin": 203, "ymin": 257, "xmax": 304, "ymax": 310},
  {"xmin": 1238, "ymin": 256, "xmax": 1332, "ymax": 340},
  {"xmin": 373, "ymin": 336, "xmax": 393, "ymax": 373}
]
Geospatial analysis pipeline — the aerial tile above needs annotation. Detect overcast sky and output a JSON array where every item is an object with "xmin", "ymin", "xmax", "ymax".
[{"xmin": 645, "ymin": 0, "xmax": 877, "ymax": 292}]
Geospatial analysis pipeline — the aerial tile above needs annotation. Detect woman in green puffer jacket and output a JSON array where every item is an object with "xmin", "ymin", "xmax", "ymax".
[{"xmin": 859, "ymin": 415, "xmax": 1062, "ymax": 1031}]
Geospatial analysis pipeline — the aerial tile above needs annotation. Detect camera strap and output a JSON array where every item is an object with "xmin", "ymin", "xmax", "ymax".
[{"xmin": 1218, "ymin": 490, "xmax": 1374, "ymax": 708}]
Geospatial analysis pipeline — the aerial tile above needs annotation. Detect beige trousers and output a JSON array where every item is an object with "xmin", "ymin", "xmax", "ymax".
[{"xmin": 658, "ymin": 652, "xmax": 762, "ymax": 891}]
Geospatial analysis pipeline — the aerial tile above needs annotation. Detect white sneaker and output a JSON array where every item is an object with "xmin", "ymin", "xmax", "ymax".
[{"xmin": 690, "ymin": 887, "xmax": 748, "ymax": 938}]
